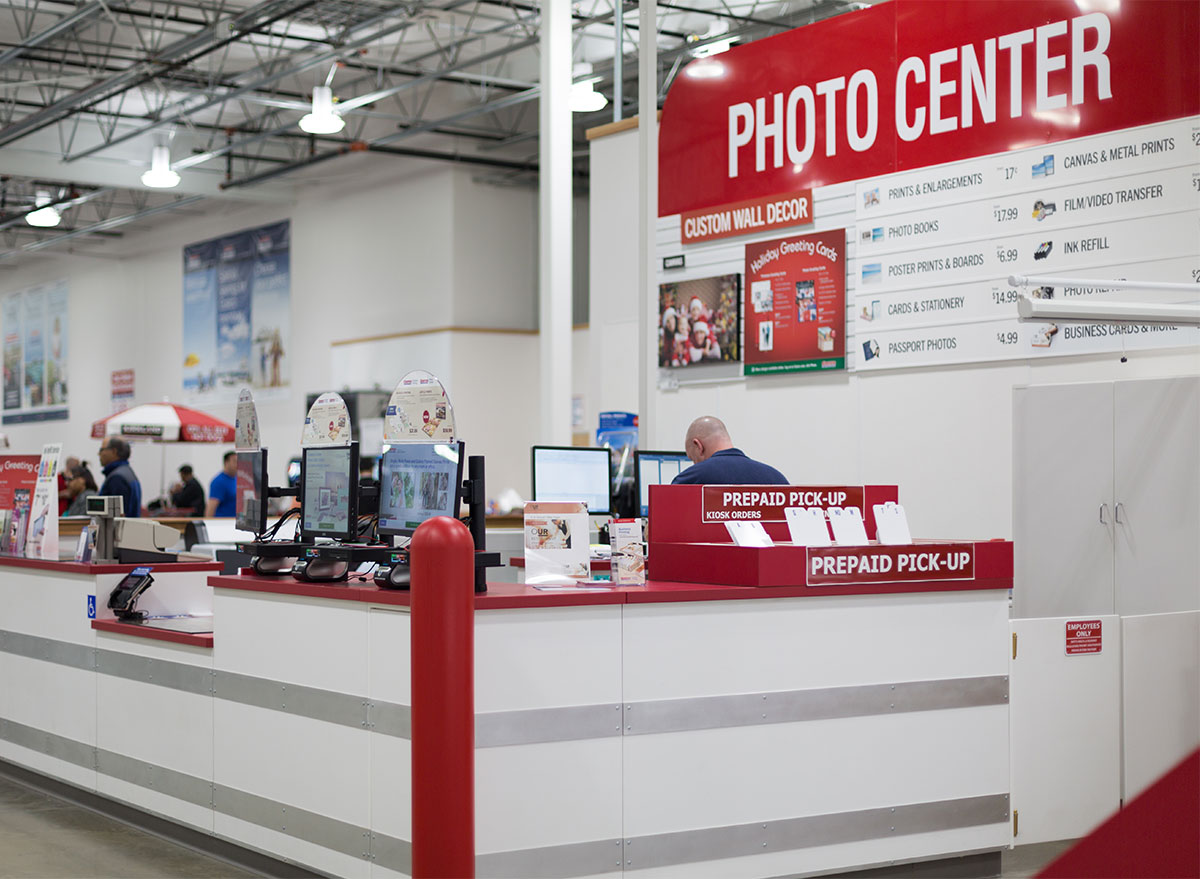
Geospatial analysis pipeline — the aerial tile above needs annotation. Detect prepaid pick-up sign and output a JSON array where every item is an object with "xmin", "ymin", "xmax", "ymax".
[
  {"xmin": 807, "ymin": 544, "xmax": 976, "ymax": 586},
  {"xmin": 702, "ymin": 485, "xmax": 864, "ymax": 523}
]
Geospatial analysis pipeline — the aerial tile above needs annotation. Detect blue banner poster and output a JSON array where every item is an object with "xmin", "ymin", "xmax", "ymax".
[
  {"xmin": 183, "ymin": 221, "xmax": 290, "ymax": 402},
  {"xmin": 0, "ymin": 280, "xmax": 68, "ymax": 425}
]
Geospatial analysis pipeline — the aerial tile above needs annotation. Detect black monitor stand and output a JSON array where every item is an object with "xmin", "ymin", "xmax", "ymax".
[
  {"xmin": 238, "ymin": 485, "xmax": 311, "ymax": 575},
  {"xmin": 465, "ymin": 455, "xmax": 501, "ymax": 593}
]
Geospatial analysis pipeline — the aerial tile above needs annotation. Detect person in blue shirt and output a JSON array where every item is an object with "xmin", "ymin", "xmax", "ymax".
[
  {"xmin": 206, "ymin": 451, "xmax": 238, "ymax": 517},
  {"xmin": 98, "ymin": 436, "xmax": 143, "ymax": 517},
  {"xmin": 671, "ymin": 416, "xmax": 788, "ymax": 485}
]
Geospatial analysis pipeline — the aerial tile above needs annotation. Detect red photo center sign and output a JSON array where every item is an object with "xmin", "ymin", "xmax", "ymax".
[{"xmin": 702, "ymin": 485, "xmax": 865, "ymax": 523}]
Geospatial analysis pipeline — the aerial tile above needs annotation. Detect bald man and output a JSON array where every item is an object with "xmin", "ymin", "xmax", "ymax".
[{"xmin": 671, "ymin": 416, "xmax": 788, "ymax": 485}]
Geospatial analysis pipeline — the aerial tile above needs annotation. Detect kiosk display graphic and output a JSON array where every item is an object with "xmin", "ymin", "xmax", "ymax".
[
  {"xmin": 301, "ymin": 392, "xmax": 351, "ymax": 446},
  {"xmin": 301, "ymin": 445, "xmax": 356, "ymax": 538},
  {"xmin": 744, "ymin": 230, "xmax": 847, "ymax": 374},
  {"xmin": 383, "ymin": 370, "xmax": 457, "ymax": 443},
  {"xmin": 235, "ymin": 388, "xmax": 261, "ymax": 450},
  {"xmin": 658, "ymin": 274, "xmax": 741, "ymax": 368},
  {"xmin": 377, "ymin": 442, "xmax": 463, "ymax": 535}
]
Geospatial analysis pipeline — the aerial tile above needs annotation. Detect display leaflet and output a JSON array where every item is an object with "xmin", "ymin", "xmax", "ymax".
[
  {"xmin": 744, "ymin": 229, "xmax": 847, "ymax": 374},
  {"xmin": 384, "ymin": 370, "xmax": 457, "ymax": 443}
]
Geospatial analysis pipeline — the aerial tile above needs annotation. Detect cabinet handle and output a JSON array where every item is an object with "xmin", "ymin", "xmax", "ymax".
[
  {"xmin": 1099, "ymin": 503, "xmax": 1109, "ymax": 524},
  {"xmin": 1115, "ymin": 502, "xmax": 1125, "ymax": 524}
]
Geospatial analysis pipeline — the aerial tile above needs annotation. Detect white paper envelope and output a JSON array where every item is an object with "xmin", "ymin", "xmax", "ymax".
[
  {"xmin": 724, "ymin": 521, "xmax": 774, "ymax": 547},
  {"xmin": 828, "ymin": 506, "xmax": 869, "ymax": 545},
  {"xmin": 784, "ymin": 507, "xmax": 832, "ymax": 546},
  {"xmin": 873, "ymin": 502, "xmax": 913, "ymax": 545}
]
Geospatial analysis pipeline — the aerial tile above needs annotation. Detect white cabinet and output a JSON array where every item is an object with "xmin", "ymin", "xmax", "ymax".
[{"xmin": 1013, "ymin": 377, "xmax": 1200, "ymax": 619}]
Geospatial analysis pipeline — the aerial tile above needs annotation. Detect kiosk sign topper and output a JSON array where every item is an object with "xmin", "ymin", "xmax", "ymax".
[{"xmin": 702, "ymin": 485, "xmax": 865, "ymax": 522}]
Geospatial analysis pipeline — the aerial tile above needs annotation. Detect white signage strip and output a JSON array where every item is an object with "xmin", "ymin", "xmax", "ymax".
[{"xmin": 855, "ymin": 118, "xmax": 1200, "ymax": 220}]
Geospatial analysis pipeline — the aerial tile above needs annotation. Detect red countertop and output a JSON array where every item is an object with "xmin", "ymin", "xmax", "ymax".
[
  {"xmin": 210, "ymin": 571, "xmax": 1010, "ymax": 609},
  {"xmin": 0, "ymin": 555, "xmax": 223, "ymax": 575},
  {"xmin": 91, "ymin": 618, "xmax": 214, "ymax": 648}
]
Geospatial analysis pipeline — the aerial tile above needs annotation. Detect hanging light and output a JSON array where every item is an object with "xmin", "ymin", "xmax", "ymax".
[
  {"xmin": 690, "ymin": 20, "xmax": 738, "ymax": 58},
  {"xmin": 141, "ymin": 144, "xmax": 180, "ymax": 188},
  {"xmin": 570, "ymin": 62, "xmax": 608, "ymax": 113},
  {"xmin": 25, "ymin": 190, "xmax": 61, "ymax": 228},
  {"xmin": 299, "ymin": 85, "xmax": 344, "ymax": 134}
]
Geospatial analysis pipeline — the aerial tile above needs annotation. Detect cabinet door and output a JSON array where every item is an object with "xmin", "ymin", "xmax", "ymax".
[
  {"xmin": 1013, "ymin": 383, "xmax": 1115, "ymax": 618},
  {"xmin": 1114, "ymin": 377, "xmax": 1200, "ymax": 616}
]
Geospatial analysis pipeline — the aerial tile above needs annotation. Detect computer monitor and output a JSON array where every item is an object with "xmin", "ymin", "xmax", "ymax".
[
  {"xmin": 634, "ymin": 450, "xmax": 691, "ymax": 516},
  {"xmin": 377, "ymin": 441, "xmax": 465, "ymax": 537},
  {"xmin": 530, "ymin": 445, "xmax": 613, "ymax": 515},
  {"xmin": 235, "ymin": 448, "xmax": 268, "ymax": 536},
  {"xmin": 300, "ymin": 443, "xmax": 359, "ymax": 541}
]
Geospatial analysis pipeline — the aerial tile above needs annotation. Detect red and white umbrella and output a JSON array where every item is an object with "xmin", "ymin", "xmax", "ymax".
[{"xmin": 90, "ymin": 402, "xmax": 234, "ymax": 443}]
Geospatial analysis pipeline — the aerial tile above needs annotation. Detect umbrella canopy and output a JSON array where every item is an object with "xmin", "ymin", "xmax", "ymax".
[{"xmin": 90, "ymin": 403, "xmax": 234, "ymax": 443}]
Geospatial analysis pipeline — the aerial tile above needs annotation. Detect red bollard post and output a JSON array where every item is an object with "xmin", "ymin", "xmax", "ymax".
[{"xmin": 410, "ymin": 515, "xmax": 476, "ymax": 879}]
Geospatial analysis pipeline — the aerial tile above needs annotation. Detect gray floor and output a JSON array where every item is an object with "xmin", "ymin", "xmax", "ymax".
[
  {"xmin": 0, "ymin": 772, "xmax": 1076, "ymax": 879},
  {"xmin": 0, "ymin": 774, "xmax": 255, "ymax": 878}
]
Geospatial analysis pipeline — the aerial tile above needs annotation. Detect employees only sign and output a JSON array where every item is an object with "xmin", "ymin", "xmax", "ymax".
[
  {"xmin": 1065, "ymin": 620, "xmax": 1103, "ymax": 655},
  {"xmin": 702, "ymin": 485, "xmax": 864, "ymax": 522}
]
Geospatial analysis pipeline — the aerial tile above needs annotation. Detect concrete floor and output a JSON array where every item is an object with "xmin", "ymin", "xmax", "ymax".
[
  {"xmin": 0, "ymin": 772, "xmax": 1077, "ymax": 879},
  {"xmin": 0, "ymin": 774, "xmax": 254, "ymax": 879}
]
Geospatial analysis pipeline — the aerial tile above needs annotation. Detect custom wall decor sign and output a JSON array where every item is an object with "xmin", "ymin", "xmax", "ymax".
[{"xmin": 183, "ymin": 220, "xmax": 290, "ymax": 402}]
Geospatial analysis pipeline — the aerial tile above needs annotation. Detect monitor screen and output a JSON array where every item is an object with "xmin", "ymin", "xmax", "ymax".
[
  {"xmin": 235, "ymin": 448, "xmax": 268, "ymax": 535},
  {"xmin": 377, "ymin": 442, "xmax": 465, "ymax": 536},
  {"xmin": 634, "ymin": 450, "xmax": 690, "ymax": 516},
  {"xmin": 531, "ymin": 446, "xmax": 613, "ymax": 515},
  {"xmin": 301, "ymin": 443, "xmax": 359, "ymax": 540}
]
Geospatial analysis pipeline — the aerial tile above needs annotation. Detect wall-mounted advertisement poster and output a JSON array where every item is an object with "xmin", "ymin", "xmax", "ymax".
[
  {"xmin": 1, "ymin": 280, "xmax": 69, "ymax": 424},
  {"xmin": 744, "ymin": 230, "xmax": 846, "ymax": 375},
  {"xmin": 183, "ymin": 220, "xmax": 290, "ymax": 403},
  {"xmin": 658, "ymin": 274, "xmax": 741, "ymax": 368}
]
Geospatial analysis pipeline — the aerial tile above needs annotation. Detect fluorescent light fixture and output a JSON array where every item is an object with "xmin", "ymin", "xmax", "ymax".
[
  {"xmin": 141, "ymin": 144, "xmax": 180, "ymax": 188},
  {"xmin": 299, "ymin": 85, "xmax": 344, "ymax": 134},
  {"xmin": 25, "ymin": 191, "xmax": 60, "ymax": 228},
  {"xmin": 686, "ymin": 60, "xmax": 726, "ymax": 79},
  {"xmin": 691, "ymin": 38, "xmax": 736, "ymax": 58},
  {"xmin": 570, "ymin": 78, "xmax": 607, "ymax": 112}
]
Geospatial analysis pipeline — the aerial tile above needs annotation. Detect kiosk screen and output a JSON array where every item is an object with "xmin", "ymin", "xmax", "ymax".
[
  {"xmin": 530, "ymin": 446, "xmax": 613, "ymax": 515},
  {"xmin": 377, "ymin": 442, "xmax": 464, "ymax": 536},
  {"xmin": 235, "ymin": 448, "xmax": 268, "ymax": 535},
  {"xmin": 301, "ymin": 444, "xmax": 359, "ymax": 540},
  {"xmin": 634, "ymin": 450, "xmax": 690, "ymax": 516}
]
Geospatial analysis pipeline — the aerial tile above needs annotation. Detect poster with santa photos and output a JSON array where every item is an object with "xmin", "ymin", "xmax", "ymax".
[{"xmin": 658, "ymin": 274, "xmax": 741, "ymax": 368}]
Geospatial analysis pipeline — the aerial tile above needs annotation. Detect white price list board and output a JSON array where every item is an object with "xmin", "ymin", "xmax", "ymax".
[{"xmin": 852, "ymin": 117, "xmax": 1200, "ymax": 371}]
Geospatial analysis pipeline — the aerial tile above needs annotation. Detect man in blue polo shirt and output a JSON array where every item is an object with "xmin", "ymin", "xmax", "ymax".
[
  {"xmin": 206, "ymin": 451, "xmax": 238, "ymax": 517},
  {"xmin": 671, "ymin": 416, "xmax": 788, "ymax": 485}
]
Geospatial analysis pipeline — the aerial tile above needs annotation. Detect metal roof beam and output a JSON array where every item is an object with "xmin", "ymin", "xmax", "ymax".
[{"xmin": 0, "ymin": 0, "xmax": 106, "ymax": 69}]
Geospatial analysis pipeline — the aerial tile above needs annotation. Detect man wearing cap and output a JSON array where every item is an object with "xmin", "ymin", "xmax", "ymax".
[
  {"xmin": 170, "ymin": 464, "xmax": 206, "ymax": 517},
  {"xmin": 671, "ymin": 416, "xmax": 788, "ymax": 485}
]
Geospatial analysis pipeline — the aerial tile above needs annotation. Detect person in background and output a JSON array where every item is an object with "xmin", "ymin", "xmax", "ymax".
[
  {"xmin": 98, "ymin": 437, "xmax": 142, "ymax": 517},
  {"xmin": 57, "ymin": 455, "xmax": 80, "ymax": 514},
  {"xmin": 671, "ymin": 416, "xmax": 788, "ymax": 485},
  {"xmin": 64, "ymin": 465, "xmax": 99, "ymax": 516},
  {"xmin": 206, "ymin": 451, "xmax": 237, "ymax": 517},
  {"xmin": 170, "ymin": 464, "xmax": 206, "ymax": 517}
]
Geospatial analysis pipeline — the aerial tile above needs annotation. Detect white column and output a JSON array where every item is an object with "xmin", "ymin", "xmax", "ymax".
[
  {"xmin": 638, "ymin": 1, "xmax": 658, "ymax": 446},
  {"xmin": 539, "ymin": 0, "xmax": 573, "ymax": 445}
]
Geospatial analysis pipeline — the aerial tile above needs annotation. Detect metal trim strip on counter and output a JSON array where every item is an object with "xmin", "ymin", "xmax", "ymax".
[
  {"xmin": 0, "ymin": 629, "xmax": 1009, "ymax": 743},
  {"xmin": 0, "ymin": 714, "xmax": 1007, "ymax": 877}
]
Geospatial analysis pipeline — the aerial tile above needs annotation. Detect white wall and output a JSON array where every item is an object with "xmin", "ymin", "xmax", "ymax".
[
  {"xmin": 0, "ymin": 156, "xmax": 541, "ymax": 504},
  {"xmin": 590, "ymin": 126, "xmax": 1200, "ymax": 540}
]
